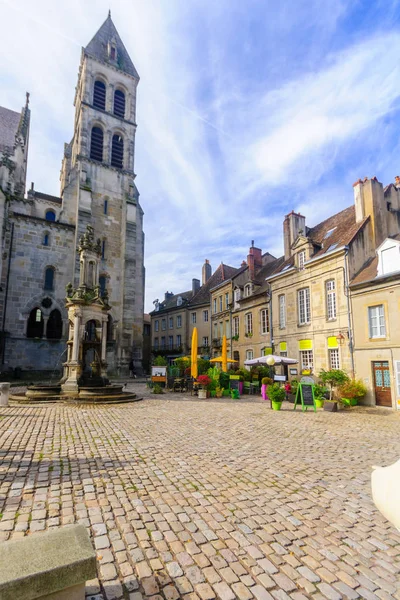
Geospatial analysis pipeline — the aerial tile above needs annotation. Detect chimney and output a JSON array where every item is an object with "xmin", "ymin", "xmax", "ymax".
[
  {"xmin": 202, "ymin": 259, "xmax": 211, "ymax": 285},
  {"xmin": 241, "ymin": 260, "xmax": 247, "ymax": 267},
  {"xmin": 353, "ymin": 176, "xmax": 385, "ymax": 247},
  {"xmin": 164, "ymin": 291, "xmax": 174, "ymax": 302},
  {"xmin": 283, "ymin": 211, "xmax": 306, "ymax": 260},
  {"xmin": 192, "ymin": 278, "xmax": 200, "ymax": 295},
  {"xmin": 247, "ymin": 241, "xmax": 262, "ymax": 281},
  {"xmin": 395, "ymin": 176, "xmax": 400, "ymax": 189}
]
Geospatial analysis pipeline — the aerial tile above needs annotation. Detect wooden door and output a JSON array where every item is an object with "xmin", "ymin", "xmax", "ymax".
[{"xmin": 373, "ymin": 361, "xmax": 392, "ymax": 407}]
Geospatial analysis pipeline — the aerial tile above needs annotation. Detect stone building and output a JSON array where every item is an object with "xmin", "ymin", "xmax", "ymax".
[{"xmin": 0, "ymin": 13, "xmax": 145, "ymax": 375}]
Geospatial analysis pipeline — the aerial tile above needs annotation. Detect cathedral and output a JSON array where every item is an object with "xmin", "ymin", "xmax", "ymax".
[{"xmin": 0, "ymin": 13, "xmax": 145, "ymax": 375}]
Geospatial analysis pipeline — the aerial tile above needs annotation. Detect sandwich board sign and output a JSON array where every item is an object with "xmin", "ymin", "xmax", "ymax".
[{"xmin": 294, "ymin": 382, "xmax": 316, "ymax": 412}]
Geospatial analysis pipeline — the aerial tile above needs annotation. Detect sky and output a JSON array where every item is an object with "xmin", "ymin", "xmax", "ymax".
[{"xmin": 1, "ymin": 0, "xmax": 400, "ymax": 312}]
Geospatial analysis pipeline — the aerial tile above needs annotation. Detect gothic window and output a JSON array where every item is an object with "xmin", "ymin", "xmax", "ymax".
[
  {"xmin": 101, "ymin": 240, "xmax": 106, "ymax": 259},
  {"xmin": 47, "ymin": 309, "xmax": 62, "ymax": 340},
  {"xmin": 111, "ymin": 134, "xmax": 123, "ymax": 169},
  {"xmin": 45, "ymin": 210, "xmax": 56, "ymax": 221},
  {"xmin": 113, "ymin": 90, "xmax": 125, "ymax": 118},
  {"xmin": 44, "ymin": 267, "xmax": 55, "ymax": 290},
  {"xmin": 43, "ymin": 233, "xmax": 49, "ymax": 246},
  {"xmin": 90, "ymin": 127, "xmax": 103, "ymax": 162},
  {"xmin": 99, "ymin": 275, "xmax": 106, "ymax": 297},
  {"xmin": 93, "ymin": 80, "xmax": 106, "ymax": 110},
  {"xmin": 104, "ymin": 200, "xmax": 108, "ymax": 215},
  {"xmin": 27, "ymin": 308, "xmax": 44, "ymax": 338}
]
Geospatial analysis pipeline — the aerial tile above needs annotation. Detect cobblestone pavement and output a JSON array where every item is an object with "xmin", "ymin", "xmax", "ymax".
[{"xmin": 1, "ymin": 387, "xmax": 400, "ymax": 600}]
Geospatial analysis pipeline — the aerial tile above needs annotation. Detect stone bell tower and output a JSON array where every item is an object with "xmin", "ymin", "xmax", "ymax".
[
  {"xmin": 60, "ymin": 12, "xmax": 145, "ymax": 375},
  {"xmin": 61, "ymin": 226, "xmax": 111, "ymax": 396}
]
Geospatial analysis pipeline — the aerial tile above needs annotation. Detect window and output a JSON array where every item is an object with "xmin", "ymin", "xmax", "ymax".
[
  {"xmin": 219, "ymin": 296, "xmax": 223, "ymax": 312},
  {"xmin": 168, "ymin": 336, "xmax": 173, "ymax": 349},
  {"xmin": 113, "ymin": 90, "xmax": 125, "ymax": 118},
  {"xmin": 225, "ymin": 319, "xmax": 230, "ymax": 338},
  {"xmin": 44, "ymin": 267, "xmax": 55, "ymax": 290},
  {"xmin": 233, "ymin": 316, "xmax": 239, "ymax": 337},
  {"xmin": 203, "ymin": 310, "xmax": 208, "ymax": 322},
  {"xmin": 154, "ymin": 337, "xmax": 159, "ymax": 349},
  {"xmin": 326, "ymin": 280, "xmax": 337, "ymax": 320},
  {"xmin": 234, "ymin": 288, "xmax": 241, "ymax": 308},
  {"xmin": 110, "ymin": 45, "xmax": 116, "ymax": 61},
  {"xmin": 176, "ymin": 334, "xmax": 182, "ymax": 347},
  {"xmin": 300, "ymin": 350, "xmax": 313, "ymax": 370},
  {"xmin": 161, "ymin": 336, "xmax": 166, "ymax": 349},
  {"xmin": 177, "ymin": 315, "xmax": 182, "ymax": 328},
  {"xmin": 45, "ymin": 210, "xmax": 56, "ymax": 222},
  {"xmin": 225, "ymin": 293, "xmax": 229, "ymax": 309},
  {"xmin": 203, "ymin": 336, "xmax": 209, "ymax": 347},
  {"xmin": 101, "ymin": 240, "xmax": 106, "ymax": 259},
  {"xmin": 246, "ymin": 349, "xmax": 254, "ymax": 361},
  {"xmin": 169, "ymin": 317, "xmax": 173, "ymax": 329},
  {"xmin": 279, "ymin": 295, "xmax": 286, "ymax": 329},
  {"xmin": 261, "ymin": 308, "xmax": 269, "ymax": 334},
  {"xmin": 104, "ymin": 200, "xmax": 108, "ymax": 215},
  {"xmin": 191, "ymin": 312, "xmax": 197, "ymax": 324},
  {"xmin": 234, "ymin": 350, "xmax": 240, "ymax": 362},
  {"xmin": 47, "ymin": 309, "xmax": 62, "ymax": 340},
  {"xmin": 219, "ymin": 322, "xmax": 223, "ymax": 338},
  {"xmin": 43, "ymin": 233, "xmax": 49, "ymax": 246},
  {"xmin": 329, "ymin": 348, "xmax": 340, "ymax": 369},
  {"xmin": 161, "ymin": 319, "xmax": 166, "ymax": 330},
  {"xmin": 27, "ymin": 308, "xmax": 44, "ymax": 338},
  {"xmin": 93, "ymin": 80, "xmax": 106, "ymax": 110},
  {"xmin": 280, "ymin": 351, "xmax": 288, "ymax": 358},
  {"xmin": 213, "ymin": 299, "xmax": 217, "ymax": 314},
  {"xmin": 298, "ymin": 251, "xmax": 306, "ymax": 270},
  {"xmin": 99, "ymin": 275, "xmax": 106, "ymax": 297},
  {"xmin": 245, "ymin": 312, "xmax": 253, "ymax": 335},
  {"xmin": 154, "ymin": 320, "xmax": 159, "ymax": 332},
  {"xmin": 90, "ymin": 126, "xmax": 103, "ymax": 162},
  {"xmin": 368, "ymin": 305, "xmax": 386, "ymax": 338},
  {"xmin": 298, "ymin": 288, "xmax": 311, "ymax": 325},
  {"xmin": 177, "ymin": 296, "xmax": 182, "ymax": 306},
  {"xmin": 244, "ymin": 284, "xmax": 251, "ymax": 297},
  {"xmin": 111, "ymin": 134, "xmax": 123, "ymax": 169}
]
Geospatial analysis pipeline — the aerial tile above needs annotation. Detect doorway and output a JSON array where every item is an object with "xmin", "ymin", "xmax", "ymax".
[{"xmin": 372, "ymin": 361, "xmax": 392, "ymax": 407}]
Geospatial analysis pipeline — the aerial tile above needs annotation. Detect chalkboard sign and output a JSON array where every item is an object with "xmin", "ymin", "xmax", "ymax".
[{"xmin": 294, "ymin": 383, "xmax": 316, "ymax": 412}]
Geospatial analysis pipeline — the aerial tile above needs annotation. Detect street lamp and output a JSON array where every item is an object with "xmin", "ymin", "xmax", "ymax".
[{"xmin": 266, "ymin": 355, "xmax": 275, "ymax": 366}]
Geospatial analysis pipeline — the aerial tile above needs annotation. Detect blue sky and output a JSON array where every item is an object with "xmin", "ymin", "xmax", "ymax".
[{"xmin": 1, "ymin": 0, "xmax": 400, "ymax": 311}]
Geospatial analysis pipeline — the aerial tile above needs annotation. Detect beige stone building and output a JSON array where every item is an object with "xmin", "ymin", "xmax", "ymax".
[
  {"xmin": 0, "ymin": 14, "xmax": 145, "ymax": 375},
  {"xmin": 350, "ymin": 236, "xmax": 400, "ymax": 409}
]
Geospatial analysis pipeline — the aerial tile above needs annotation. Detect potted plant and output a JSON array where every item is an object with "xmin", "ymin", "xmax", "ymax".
[
  {"xmin": 319, "ymin": 369, "xmax": 349, "ymax": 410},
  {"xmin": 196, "ymin": 375, "xmax": 211, "ymax": 399},
  {"xmin": 267, "ymin": 383, "xmax": 285, "ymax": 411},
  {"xmin": 313, "ymin": 384, "xmax": 327, "ymax": 409},
  {"xmin": 339, "ymin": 379, "xmax": 367, "ymax": 406},
  {"xmin": 261, "ymin": 377, "xmax": 273, "ymax": 400},
  {"xmin": 215, "ymin": 385, "xmax": 224, "ymax": 398}
]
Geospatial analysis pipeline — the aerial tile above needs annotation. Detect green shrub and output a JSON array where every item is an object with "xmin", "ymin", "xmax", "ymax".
[
  {"xmin": 261, "ymin": 377, "xmax": 273, "ymax": 385},
  {"xmin": 219, "ymin": 372, "xmax": 230, "ymax": 389},
  {"xmin": 339, "ymin": 379, "xmax": 367, "ymax": 399},
  {"xmin": 319, "ymin": 369, "xmax": 349, "ymax": 400},
  {"xmin": 153, "ymin": 355, "xmax": 168, "ymax": 366},
  {"xmin": 267, "ymin": 383, "xmax": 285, "ymax": 403},
  {"xmin": 152, "ymin": 384, "xmax": 164, "ymax": 394},
  {"xmin": 198, "ymin": 358, "xmax": 211, "ymax": 375},
  {"xmin": 313, "ymin": 383, "xmax": 328, "ymax": 399}
]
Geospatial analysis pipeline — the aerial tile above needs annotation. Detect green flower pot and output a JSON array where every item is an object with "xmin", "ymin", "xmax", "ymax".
[
  {"xmin": 271, "ymin": 400, "xmax": 282, "ymax": 411},
  {"xmin": 315, "ymin": 398, "xmax": 324, "ymax": 409},
  {"xmin": 342, "ymin": 397, "xmax": 358, "ymax": 407}
]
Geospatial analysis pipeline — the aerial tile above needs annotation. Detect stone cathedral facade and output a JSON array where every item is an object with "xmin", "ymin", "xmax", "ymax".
[{"xmin": 0, "ymin": 14, "xmax": 145, "ymax": 375}]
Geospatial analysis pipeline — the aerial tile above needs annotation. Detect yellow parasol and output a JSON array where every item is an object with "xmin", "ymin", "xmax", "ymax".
[
  {"xmin": 210, "ymin": 357, "xmax": 238, "ymax": 363},
  {"xmin": 221, "ymin": 334, "xmax": 227, "ymax": 373},
  {"xmin": 191, "ymin": 327, "xmax": 198, "ymax": 379}
]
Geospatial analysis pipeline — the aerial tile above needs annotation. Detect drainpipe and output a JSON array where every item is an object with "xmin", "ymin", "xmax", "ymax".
[
  {"xmin": 268, "ymin": 283, "xmax": 274, "ymax": 354},
  {"xmin": 2, "ymin": 222, "xmax": 14, "ymax": 364},
  {"xmin": 344, "ymin": 247, "xmax": 355, "ymax": 378}
]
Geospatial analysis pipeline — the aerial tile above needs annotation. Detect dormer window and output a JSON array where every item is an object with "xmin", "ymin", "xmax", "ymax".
[
  {"xmin": 377, "ymin": 238, "xmax": 400, "ymax": 276},
  {"xmin": 298, "ymin": 251, "xmax": 306, "ymax": 270},
  {"xmin": 108, "ymin": 41, "xmax": 117, "ymax": 61},
  {"xmin": 177, "ymin": 296, "xmax": 182, "ymax": 306}
]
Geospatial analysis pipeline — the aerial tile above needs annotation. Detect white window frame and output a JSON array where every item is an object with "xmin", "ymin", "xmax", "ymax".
[
  {"xmin": 368, "ymin": 305, "xmax": 386, "ymax": 338},
  {"xmin": 161, "ymin": 336, "xmax": 166, "ymax": 349},
  {"xmin": 326, "ymin": 280, "xmax": 337, "ymax": 320},
  {"xmin": 300, "ymin": 350, "xmax": 313, "ymax": 370},
  {"xmin": 233, "ymin": 316, "xmax": 239, "ymax": 337},
  {"xmin": 203, "ymin": 336, "xmax": 209, "ymax": 347},
  {"xmin": 244, "ymin": 284, "xmax": 251, "ymax": 297},
  {"xmin": 260, "ymin": 308, "xmax": 269, "ymax": 335},
  {"xmin": 213, "ymin": 299, "xmax": 217, "ymax": 314},
  {"xmin": 154, "ymin": 320, "xmax": 159, "ymax": 332},
  {"xmin": 246, "ymin": 349, "xmax": 253, "ymax": 361},
  {"xmin": 225, "ymin": 293, "xmax": 229, "ymax": 309},
  {"xmin": 298, "ymin": 288, "xmax": 311, "ymax": 325},
  {"xmin": 245, "ymin": 312, "xmax": 253, "ymax": 335},
  {"xmin": 176, "ymin": 334, "xmax": 182, "ymax": 346},
  {"xmin": 219, "ymin": 296, "xmax": 223, "ymax": 311},
  {"xmin": 191, "ymin": 312, "xmax": 197, "ymax": 324},
  {"xmin": 298, "ymin": 251, "xmax": 306, "ymax": 271},
  {"xmin": 168, "ymin": 335, "xmax": 174, "ymax": 349},
  {"xmin": 329, "ymin": 348, "xmax": 340, "ymax": 370},
  {"xmin": 169, "ymin": 316, "xmax": 173, "ymax": 329},
  {"xmin": 279, "ymin": 295, "xmax": 286, "ymax": 329},
  {"xmin": 161, "ymin": 319, "xmax": 166, "ymax": 330},
  {"xmin": 176, "ymin": 315, "xmax": 182, "ymax": 328},
  {"xmin": 203, "ymin": 310, "xmax": 208, "ymax": 322}
]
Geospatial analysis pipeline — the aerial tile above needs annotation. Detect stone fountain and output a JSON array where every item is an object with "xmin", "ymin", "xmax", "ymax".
[{"xmin": 12, "ymin": 226, "xmax": 140, "ymax": 404}]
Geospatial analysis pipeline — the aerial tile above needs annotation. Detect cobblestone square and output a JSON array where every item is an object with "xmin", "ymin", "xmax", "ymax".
[{"xmin": 1, "ymin": 385, "xmax": 400, "ymax": 600}]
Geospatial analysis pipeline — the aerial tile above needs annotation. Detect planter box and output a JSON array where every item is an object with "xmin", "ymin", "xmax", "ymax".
[{"xmin": 324, "ymin": 401, "xmax": 338, "ymax": 412}]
